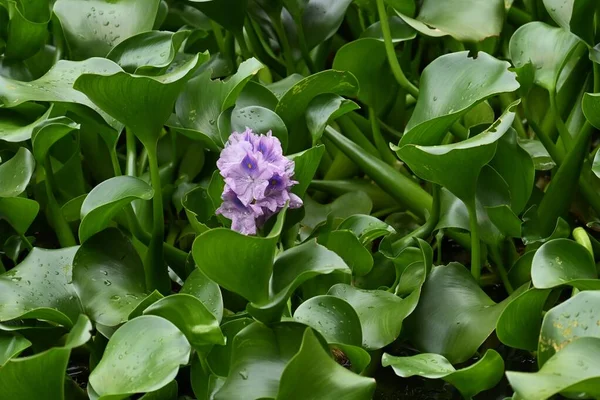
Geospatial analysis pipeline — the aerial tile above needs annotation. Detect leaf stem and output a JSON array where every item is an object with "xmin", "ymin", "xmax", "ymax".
[
  {"xmin": 210, "ymin": 20, "xmax": 227, "ymax": 59},
  {"xmin": 43, "ymin": 156, "xmax": 76, "ymax": 247},
  {"xmin": 466, "ymin": 199, "xmax": 481, "ymax": 282},
  {"xmin": 19, "ymin": 234, "xmax": 33, "ymax": 251},
  {"xmin": 376, "ymin": 0, "xmax": 419, "ymax": 99},
  {"xmin": 145, "ymin": 145, "xmax": 170, "ymax": 294},
  {"xmin": 369, "ymin": 107, "xmax": 397, "ymax": 165},
  {"xmin": 294, "ymin": 17, "xmax": 316, "ymax": 73},
  {"xmin": 234, "ymin": 30, "xmax": 251, "ymax": 60},
  {"xmin": 549, "ymin": 90, "xmax": 573, "ymax": 151},
  {"xmin": 489, "ymin": 243, "xmax": 514, "ymax": 294},
  {"xmin": 271, "ymin": 14, "xmax": 296, "ymax": 75},
  {"xmin": 126, "ymin": 129, "xmax": 137, "ymax": 177}
]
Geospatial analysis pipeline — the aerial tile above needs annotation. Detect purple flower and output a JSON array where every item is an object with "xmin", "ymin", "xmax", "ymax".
[{"xmin": 216, "ymin": 128, "xmax": 302, "ymax": 235}]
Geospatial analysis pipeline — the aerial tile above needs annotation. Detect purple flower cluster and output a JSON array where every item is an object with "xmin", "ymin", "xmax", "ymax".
[{"xmin": 216, "ymin": 128, "xmax": 302, "ymax": 235}]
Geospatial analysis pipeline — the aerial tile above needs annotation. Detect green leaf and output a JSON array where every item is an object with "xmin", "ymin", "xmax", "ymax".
[
  {"xmin": 214, "ymin": 321, "xmax": 308, "ymax": 400},
  {"xmin": 0, "ymin": 147, "xmax": 35, "ymax": 198},
  {"xmin": 538, "ymin": 291, "xmax": 600, "ymax": 366},
  {"xmin": 181, "ymin": 268, "xmax": 224, "ymax": 323},
  {"xmin": 405, "ymin": 263, "xmax": 520, "ymax": 363},
  {"xmin": 206, "ymin": 318, "xmax": 254, "ymax": 378},
  {"xmin": 75, "ymin": 53, "xmax": 205, "ymax": 147},
  {"xmin": 89, "ymin": 315, "xmax": 191, "ymax": 398},
  {"xmin": 175, "ymin": 58, "xmax": 264, "ymax": 150},
  {"xmin": 143, "ymin": 294, "xmax": 224, "ymax": 350},
  {"xmin": 248, "ymin": 240, "xmax": 351, "ymax": 323},
  {"xmin": 107, "ymin": 30, "xmax": 191, "ymax": 74},
  {"xmin": 395, "ymin": 0, "xmax": 505, "ymax": 42},
  {"xmin": 0, "ymin": 197, "xmax": 39, "ymax": 236},
  {"xmin": 332, "ymin": 38, "xmax": 397, "ymax": 114},
  {"xmin": 275, "ymin": 70, "xmax": 359, "ymax": 151},
  {"xmin": 230, "ymin": 106, "xmax": 288, "ymax": 151},
  {"xmin": 361, "ymin": 16, "xmax": 416, "ymax": 43},
  {"xmin": 300, "ymin": 0, "xmax": 354, "ymax": 49},
  {"xmin": 305, "ymin": 94, "xmax": 359, "ymax": 145},
  {"xmin": 509, "ymin": 22, "xmax": 580, "ymax": 91},
  {"xmin": 79, "ymin": 176, "xmax": 153, "ymax": 243},
  {"xmin": 0, "ymin": 246, "xmax": 82, "ymax": 327},
  {"xmin": 72, "ymin": 228, "xmax": 148, "ymax": 326},
  {"xmin": 0, "ymin": 105, "xmax": 52, "ymax": 143},
  {"xmin": 293, "ymin": 295, "xmax": 362, "ymax": 346},
  {"xmin": 319, "ymin": 230, "xmax": 373, "ymax": 276},
  {"xmin": 53, "ymin": 0, "xmax": 162, "ymax": 60},
  {"xmin": 301, "ymin": 192, "xmax": 372, "ymax": 232},
  {"xmin": 3, "ymin": 0, "xmax": 50, "ymax": 60},
  {"xmin": 327, "ymin": 283, "xmax": 412, "ymax": 350},
  {"xmin": 397, "ymin": 101, "xmax": 518, "ymax": 202},
  {"xmin": 507, "ymin": 337, "xmax": 600, "ymax": 400},
  {"xmin": 531, "ymin": 239, "xmax": 600, "ymax": 290},
  {"xmin": 496, "ymin": 287, "xmax": 552, "ymax": 351},
  {"xmin": 31, "ymin": 117, "xmax": 80, "ymax": 164},
  {"xmin": 382, "ymin": 349, "xmax": 504, "ymax": 399},
  {"xmin": 188, "ymin": 0, "xmax": 247, "ymax": 33},
  {"xmin": 518, "ymin": 138, "xmax": 556, "ymax": 171},
  {"xmin": 0, "ymin": 58, "xmax": 123, "ymax": 130},
  {"xmin": 583, "ymin": 92, "xmax": 600, "ymax": 129},
  {"xmin": 0, "ymin": 315, "xmax": 92, "ymax": 400},
  {"xmin": 0, "ymin": 331, "xmax": 31, "ymax": 366},
  {"xmin": 276, "ymin": 328, "xmax": 376, "ymax": 399},
  {"xmin": 401, "ymin": 51, "xmax": 519, "ymax": 146},
  {"xmin": 543, "ymin": 0, "xmax": 596, "ymax": 46},
  {"xmin": 288, "ymin": 145, "xmax": 326, "ymax": 199},
  {"xmin": 337, "ymin": 214, "xmax": 395, "ymax": 244}
]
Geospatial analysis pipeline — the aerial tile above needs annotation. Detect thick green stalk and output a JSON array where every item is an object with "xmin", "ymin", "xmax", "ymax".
[
  {"xmin": 19, "ymin": 234, "xmax": 33, "ymax": 251},
  {"xmin": 337, "ymin": 116, "xmax": 379, "ymax": 157},
  {"xmin": 294, "ymin": 17, "xmax": 316, "ymax": 73},
  {"xmin": 324, "ymin": 126, "xmax": 432, "ymax": 219},
  {"xmin": 489, "ymin": 243, "xmax": 514, "ymax": 294},
  {"xmin": 507, "ymin": 6, "xmax": 533, "ymax": 26},
  {"xmin": 271, "ymin": 14, "xmax": 296, "ymax": 75},
  {"xmin": 210, "ymin": 21, "xmax": 227, "ymax": 58},
  {"xmin": 549, "ymin": 90, "xmax": 574, "ymax": 150},
  {"xmin": 466, "ymin": 199, "xmax": 481, "ymax": 281},
  {"xmin": 369, "ymin": 107, "xmax": 398, "ymax": 165},
  {"xmin": 234, "ymin": 30, "xmax": 251, "ymax": 60},
  {"xmin": 375, "ymin": 0, "xmax": 419, "ymax": 98},
  {"xmin": 43, "ymin": 156, "xmax": 76, "ymax": 247},
  {"xmin": 109, "ymin": 148, "xmax": 122, "ymax": 177},
  {"xmin": 126, "ymin": 130, "xmax": 137, "ymax": 177},
  {"xmin": 145, "ymin": 145, "xmax": 170, "ymax": 294},
  {"xmin": 244, "ymin": 19, "xmax": 286, "ymax": 77}
]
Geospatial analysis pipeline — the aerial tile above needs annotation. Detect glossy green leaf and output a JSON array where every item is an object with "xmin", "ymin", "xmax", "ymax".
[
  {"xmin": 496, "ymin": 287, "xmax": 551, "ymax": 351},
  {"xmin": 395, "ymin": 0, "xmax": 505, "ymax": 42},
  {"xmin": 175, "ymin": 58, "xmax": 263, "ymax": 150},
  {"xmin": 107, "ymin": 30, "xmax": 190, "ymax": 74},
  {"xmin": 401, "ymin": 52, "xmax": 519, "ymax": 146},
  {"xmin": 405, "ymin": 263, "xmax": 519, "ymax": 363},
  {"xmin": 0, "ymin": 147, "xmax": 35, "ymax": 198},
  {"xmin": 518, "ymin": 138, "xmax": 556, "ymax": 171},
  {"xmin": 382, "ymin": 349, "xmax": 504, "ymax": 399},
  {"xmin": 361, "ymin": 16, "xmax": 416, "ymax": 43},
  {"xmin": 0, "ymin": 197, "xmax": 39, "ymax": 236},
  {"xmin": 543, "ymin": 0, "xmax": 595, "ymax": 46},
  {"xmin": 276, "ymin": 328, "xmax": 376, "ymax": 399},
  {"xmin": 214, "ymin": 321, "xmax": 308, "ymax": 400},
  {"xmin": 31, "ymin": 117, "xmax": 79, "ymax": 163},
  {"xmin": 72, "ymin": 228, "xmax": 148, "ymax": 326},
  {"xmin": 337, "ymin": 214, "xmax": 395, "ymax": 244},
  {"xmin": 531, "ymin": 239, "xmax": 600, "ymax": 290},
  {"xmin": 328, "ymin": 283, "xmax": 411, "ymax": 350},
  {"xmin": 332, "ymin": 38, "xmax": 397, "ymax": 114},
  {"xmin": 0, "ymin": 246, "xmax": 81, "ymax": 327},
  {"xmin": 509, "ymin": 22, "xmax": 580, "ymax": 91},
  {"xmin": 583, "ymin": 92, "xmax": 600, "ymax": 129},
  {"xmin": 230, "ymin": 106, "xmax": 288, "ymax": 151},
  {"xmin": 248, "ymin": 240, "xmax": 351, "ymax": 323},
  {"xmin": 89, "ymin": 315, "xmax": 191, "ymax": 399},
  {"xmin": 3, "ymin": 0, "xmax": 49, "ymax": 60},
  {"xmin": 188, "ymin": 0, "xmax": 247, "ymax": 33},
  {"xmin": 0, "ymin": 58, "xmax": 123, "ymax": 130},
  {"xmin": 507, "ymin": 337, "xmax": 600, "ymax": 400},
  {"xmin": 75, "ymin": 53, "xmax": 204, "ymax": 147},
  {"xmin": 0, "ymin": 106, "xmax": 52, "ymax": 143},
  {"xmin": 0, "ymin": 315, "xmax": 92, "ymax": 400},
  {"xmin": 293, "ymin": 295, "xmax": 362, "ymax": 346},
  {"xmin": 79, "ymin": 176, "xmax": 153, "ymax": 243},
  {"xmin": 53, "ymin": 0, "xmax": 162, "ymax": 60},
  {"xmin": 538, "ymin": 291, "xmax": 600, "ymax": 366},
  {"xmin": 319, "ymin": 230, "xmax": 373, "ymax": 276},
  {"xmin": 398, "ymin": 102, "xmax": 518, "ymax": 202},
  {"xmin": 191, "ymin": 209, "xmax": 286, "ymax": 304},
  {"xmin": 305, "ymin": 94, "xmax": 359, "ymax": 145},
  {"xmin": 301, "ymin": 192, "xmax": 372, "ymax": 232},
  {"xmin": 288, "ymin": 144, "xmax": 325, "ymax": 199},
  {"xmin": 0, "ymin": 332, "xmax": 31, "ymax": 366},
  {"xmin": 299, "ymin": 0, "xmax": 354, "ymax": 49},
  {"xmin": 181, "ymin": 268, "xmax": 223, "ymax": 323}
]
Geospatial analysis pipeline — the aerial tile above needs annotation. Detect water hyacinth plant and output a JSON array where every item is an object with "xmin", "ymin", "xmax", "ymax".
[{"xmin": 2, "ymin": 0, "xmax": 600, "ymax": 399}]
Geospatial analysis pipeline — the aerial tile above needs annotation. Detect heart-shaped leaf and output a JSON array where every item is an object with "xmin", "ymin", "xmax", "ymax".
[
  {"xmin": 538, "ymin": 291, "xmax": 600, "ymax": 366},
  {"xmin": 0, "ymin": 147, "xmax": 35, "ymax": 198},
  {"xmin": 89, "ymin": 315, "xmax": 191, "ymax": 398},
  {"xmin": 0, "ymin": 197, "xmax": 40, "ymax": 236},
  {"xmin": 507, "ymin": 337, "xmax": 600, "ymax": 400},
  {"xmin": 543, "ymin": 0, "xmax": 596, "ymax": 46},
  {"xmin": 337, "ymin": 214, "xmax": 396, "ymax": 244},
  {"xmin": 53, "ymin": 0, "xmax": 162, "ymax": 60},
  {"xmin": 229, "ymin": 105, "xmax": 288, "ymax": 151},
  {"xmin": 305, "ymin": 94, "xmax": 359, "ymax": 145},
  {"xmin": 531, "ymin": 239, "xmax": 600, "ymax": 290},
  {"xmin": 395, "ymin": 0, "xmax": 504, "ymax": 42},
  {"xmin": 31, "ymin": 117, "xmax": 80, "ymax": 164},
  {"xmin": 382, "ymin": 349, "xmax": 504, "ymax": 399},
  {"xmin": 319, "ymin": 230, "xmax": 373, "ymax": 276},
  {"xmin": 79, "ymin": 176, "xmax": 154, "ymax": 243},
  {"xmin": 181, "ymin": 268, "xmax": 224, "ymax": 323},
  {"xmin": 401, "ymin": 51, "xmax": 519, "ymax": 146},
  {"xmin": 72, "ymin": 228, "xmax": 148, "ymax": 326}
]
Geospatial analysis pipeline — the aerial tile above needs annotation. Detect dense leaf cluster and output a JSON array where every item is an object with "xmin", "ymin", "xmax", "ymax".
[{"xmin": 1, "ymin": 0, "xmax": 600, "ymax": 399}]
